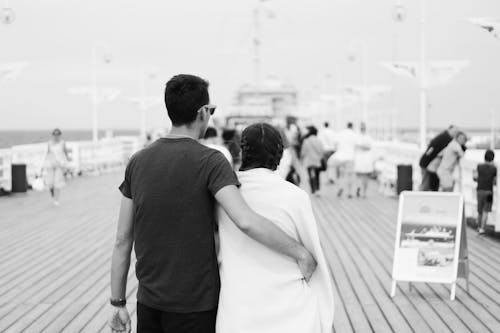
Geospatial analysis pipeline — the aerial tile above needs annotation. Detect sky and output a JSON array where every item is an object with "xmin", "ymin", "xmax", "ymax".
[{"xmin": 0, "ymin": 0, "xmax": 499, "ymax": 130}]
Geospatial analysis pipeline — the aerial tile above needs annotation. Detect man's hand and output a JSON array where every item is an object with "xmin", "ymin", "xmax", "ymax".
[
  {"xmin": 108, "ymin": 306, "xmax": 131, "ymax": 333},
  {"xmin": 297, "ymin": 249, "xmax": 317, "ymax": 282}
]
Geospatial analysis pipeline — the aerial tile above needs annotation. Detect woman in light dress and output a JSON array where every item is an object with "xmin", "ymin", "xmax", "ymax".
[
  {"xmin": 354, "ymin": 122, "xmax": 374, "ymax": 198},
  {"xmin": 216, "ymin": 123, "xmax": 334, "ymax": 333},
  {"xmin": 42, "ymin": 128, "xmax": 70, "ymax": 205}
]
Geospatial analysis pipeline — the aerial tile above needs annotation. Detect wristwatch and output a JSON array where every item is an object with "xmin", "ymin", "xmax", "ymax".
[{"xmin": 110, "ymin": 298, "xmax": 127, "ymax": 307}]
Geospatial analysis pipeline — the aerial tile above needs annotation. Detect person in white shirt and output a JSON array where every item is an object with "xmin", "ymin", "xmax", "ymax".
[
  {"xmin": 201, "ymin": 127, "xmax": 233, "ymax": 167},
  {"xmin": 354, "ymin": 122, "xmax": 374, "ymax": 198},
  {"xmin": 328, "ymin": 122, "xmax": 357, "ymax": 198},
  {"xmin": 318, "ymin": 122, "xmax": 337, "ymax": 182},
  {"xmin": 436, "ymin": 132, "xmax": 467, "ymax": 192},
  {"xmin": 318, "ymin": 122, "xmax": 337, "ymax": 154}
]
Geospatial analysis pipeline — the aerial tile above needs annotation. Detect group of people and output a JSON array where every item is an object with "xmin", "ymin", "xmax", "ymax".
[
  {"xmin": 419, "ymin": 125, "xmax": 468, "ymax": 192},
  {"xmin": 284, "ymin": 120, "xmax": 375, "ymax": 199},
  {"xmin": 419, "ymin": 125, "xmax": 497, "ymax": 235},
  {"xmin": 108, "ymin": 74, "xmax": 334, "ymax": 333}
]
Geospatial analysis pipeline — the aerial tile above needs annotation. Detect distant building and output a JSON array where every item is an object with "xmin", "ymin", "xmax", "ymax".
[{"xmin": 226, "ymin": 77, "xmax": 298, "ymax": 128}]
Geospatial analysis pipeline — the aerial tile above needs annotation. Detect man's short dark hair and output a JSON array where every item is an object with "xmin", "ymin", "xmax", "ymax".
[
  {"xmin": 347, "ymin": 122, "xmax": 353, "ymax": 129},
  {"xmin": 164, "ymin": 74, "xmax": 209, "ymax": 126},
  {"xmin": 485, "ymin": 149, "xmax": 495, "ymax": 162},
  {"xmin": 204, "ymin": 126, "xmax": 218, "ymax": 139}
]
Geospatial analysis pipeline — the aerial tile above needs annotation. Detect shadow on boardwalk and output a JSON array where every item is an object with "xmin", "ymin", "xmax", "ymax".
[{"xmin": 1, "ymin": 172, "xmax": 500, "ymax": 332}]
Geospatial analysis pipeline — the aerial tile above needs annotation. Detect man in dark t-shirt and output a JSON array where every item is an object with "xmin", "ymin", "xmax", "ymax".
[
  {"xmin": 474, "ymin": 149, "xmax": 497, "ymax": 234},
  {"xmin": 108, "ymin": 74, "xmax": 317, "ymax": 333},
  {"xmin": 418, "ymin": 125, "xmax": 458, "ymax": 191}
]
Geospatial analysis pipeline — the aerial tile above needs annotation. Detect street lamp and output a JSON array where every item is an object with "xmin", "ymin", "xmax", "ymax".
[
  {"xmin": 1, "ymin": 0, "xmax": 15, "ymax": 25},
  {"xmin": 418, "ymin": 0, "xmax": 427, "ymax": 150},
  {"xmin": 252, "ymin": 0, "xmax": 275, "ymax": 89},
  {"xmin": 90, "ymin": 44, "xmax": 113, "ymax": 143},
  {"xmin": 390, "ymin": 0, "xmax": 407, "ymax": 140},
  {"xmin": 347, "ymin": 40, "xmax": 369, "ymax": 123}
]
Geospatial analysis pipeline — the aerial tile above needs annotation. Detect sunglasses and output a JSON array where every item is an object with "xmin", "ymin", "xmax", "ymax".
[{"xmin": 200, "ymin": 104, "xmax": 216, "ymax": 115}]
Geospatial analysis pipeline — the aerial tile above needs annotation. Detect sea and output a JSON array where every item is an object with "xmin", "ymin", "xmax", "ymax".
[
  {"xmin": 0, "ymin": 128, "xmax": 497, "ymax": 149},
  {"xmin": 0, "ymin": 130, "xmax": 140, "ymax": 149}
]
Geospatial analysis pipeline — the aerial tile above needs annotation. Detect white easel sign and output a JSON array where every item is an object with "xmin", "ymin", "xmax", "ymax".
[{"xmin": 391, "ymin": 191, "xmax": 466, "ymax": 300}]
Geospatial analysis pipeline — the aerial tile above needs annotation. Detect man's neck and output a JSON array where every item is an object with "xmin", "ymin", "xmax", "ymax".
[{"xmin": 168, "ymin": 126, "xmax": 199, "ymax": 140}]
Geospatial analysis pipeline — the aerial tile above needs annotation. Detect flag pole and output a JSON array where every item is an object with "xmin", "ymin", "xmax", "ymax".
[
  {"xmin": 491, "ymin": 108, "xmax": 496, "ymax": 150},
  {"xmin": 91, "ymin": 46, "xmax": 99, "ymax": 144},
  {"xmin": 419, "ymin": 0, "xmax": 427, "ymax": 150}
]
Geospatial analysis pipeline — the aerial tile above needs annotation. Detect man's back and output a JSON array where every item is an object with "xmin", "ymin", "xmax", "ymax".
[
  {"xmin": 477, "ymin": 162, "xmax": 497, "ymax": 192},
  {"xmin": 335, "ymin": 129, "xmax": 357, "ymax": 161},
  {"xmin": 119, "ymin": 137, "xmax": 239, "ymax": 312},
  {"xmin": 318, "ymin": 128, "xmax": 336, "ymax": 151}
]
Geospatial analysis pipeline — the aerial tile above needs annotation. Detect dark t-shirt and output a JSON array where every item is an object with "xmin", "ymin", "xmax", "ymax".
[
  {"xmin": 419, "ymin": 130, "xmax": 453, "ymax": 168},
  {"xmin": 119, "ymin": 137, "xmax": 240, "ymax": 313},
  {"xmin": 477, "ymin": 162, "xmax": 497, "ymax": 192}
]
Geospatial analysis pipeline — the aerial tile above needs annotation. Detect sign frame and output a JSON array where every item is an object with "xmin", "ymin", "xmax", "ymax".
[{"xmin": 390, "ymin": 191, "xmax": 469, "ymax": 301}]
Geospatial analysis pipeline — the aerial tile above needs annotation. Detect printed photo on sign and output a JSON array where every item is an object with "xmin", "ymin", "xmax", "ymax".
[{"xmin": 392, "ymin": 192, "xmax": 463, "ymax": 284}]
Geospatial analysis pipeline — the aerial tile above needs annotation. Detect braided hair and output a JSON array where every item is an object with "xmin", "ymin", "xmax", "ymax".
[{"xmin": 240, "ymin": 123, "xmax": 284, "ymax": 171}]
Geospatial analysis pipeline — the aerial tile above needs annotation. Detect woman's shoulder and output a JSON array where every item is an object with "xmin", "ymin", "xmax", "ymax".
[{"xmin": 276, "ymin": 176, "xmax": 309, "ymax": 201}]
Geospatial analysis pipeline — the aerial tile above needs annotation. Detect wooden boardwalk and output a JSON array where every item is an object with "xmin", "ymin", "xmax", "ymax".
[{"xmin": 1, "ymin": 172, "xmax": 500, "ymax": 332}]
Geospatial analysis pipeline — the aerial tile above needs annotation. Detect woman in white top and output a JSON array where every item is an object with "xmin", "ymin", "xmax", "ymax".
[
  {"xmin": 42, "ymin": 128, "xmax": 70, "ymax": 205},
  {"xmin": 354, "ymin": 122, "xmax": 374, "ymax": 198},
  {"xmin": 216, "ymin": 123, "xmax": 334, "ymax": 333}
]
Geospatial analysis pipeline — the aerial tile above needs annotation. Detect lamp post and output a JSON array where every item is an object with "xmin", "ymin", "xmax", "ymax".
[
  {"xmin": 252, "ymin": 0, "xmax": 275, "ymax": 90},
  {"xmin": 348, "ymin": 40, "xmax": 369, "ymax": 123},
  {"xmin": 1, "ymin": 0, "xmax": 14, "ymax": 25},
  {"xmin": 419, "ymin": 0, "xmax": 428, "ymax": 150},
  {"xmin": 90, "ymin": 44, "xmax": 112, "ymax": 144},
  {"xmin": 391, "ymin": 1, "xmax": 406, "ymax": 140}
]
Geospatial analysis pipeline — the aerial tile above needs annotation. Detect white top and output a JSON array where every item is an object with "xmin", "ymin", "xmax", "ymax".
[
  {"xmin": 216, "ymin": 169, "xmax": 334, "ymax": 333},
  {"xmin": 318, "ymin": 128, "xmax": 337, "ymax": 151},
  {"xmin": 437, "ymin": 140, "xmax": 464, "ymax": 174},
  {"xmin": 354, "ymin": 133, "xmax": 374, "ymax": 173},
  {"xmin": 44, "ymin": 140, "xmax": 68, "ymax": 168},
  {"xmin": 330, "ymin": 128, "xmax": 357, "ymax": 162}
]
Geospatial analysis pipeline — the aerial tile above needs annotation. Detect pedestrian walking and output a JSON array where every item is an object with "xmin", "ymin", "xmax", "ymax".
[
  {"xmin": 318, "ymin": 122, "xmax": 337, "ymax": 182},
  {"xmin": 328, "ymin": 122, "xmax": 357, "ymax": 198},
  {"xmin": 42, "ymin": 128, "xmax": 70, "ymax": 206},
  {"xmin": 354, "ymin": 122, "xmax": 374, "ymax": 198},
  {"xmin": 473, "ymin": 149, "xmax": 497, "ymax": 234},
  {"xmin": 301, "ymin": 126, "xmax": 325, "ymax": 195},
  {"xmin": 216, "ymin": 123, "xmax": 334, "ymax": 333}
]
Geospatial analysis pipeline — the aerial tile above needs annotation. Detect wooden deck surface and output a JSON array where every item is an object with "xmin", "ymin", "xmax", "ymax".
[{"xmin": 1, "ymin": 172, "xmax": 500, "ymax": 332}]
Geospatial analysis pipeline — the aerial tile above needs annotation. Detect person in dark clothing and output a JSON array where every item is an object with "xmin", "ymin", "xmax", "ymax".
[
  {"xmin": 474, "ymin": 149, "xmax": 497, "ymax": 234},
  {"xmin": 418, "ymin": 125, "xmax": 458, "ymax": 191},
  {"xmin": 108, "ymin": 74, "xmax": 317, "ymax": 333},
  {"xmin": 222, "ymin": 128, "xmax": 242, "ymax": 169}
]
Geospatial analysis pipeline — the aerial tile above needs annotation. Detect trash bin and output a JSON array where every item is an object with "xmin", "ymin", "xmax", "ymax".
[
  {"xmin": 396, "ymin": 164, "xmax": 412, "ymax": 195},
  {"xmin": 11, "ymin": 164, "xmax": 28, "ymax": 193}
]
